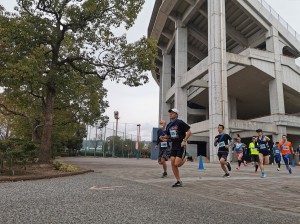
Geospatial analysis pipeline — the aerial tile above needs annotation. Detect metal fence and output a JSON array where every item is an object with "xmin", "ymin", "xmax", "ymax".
[{"xmin": 255, "ymin": 0, "xmax": 300, "ymax": 41}]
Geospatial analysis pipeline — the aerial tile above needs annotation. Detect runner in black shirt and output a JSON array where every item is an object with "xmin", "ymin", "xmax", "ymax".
[
  {"xmin": 214, "ymin": 124, "xmax": 232, "ymax": 177},
  {"xmin": 256, "ymin": 129, "xmax": 271, "ymax": 178},
  {"xmin": 159, "ymin": 108, "xmax": 191, "ymax": 187},
  {"xmin": 155, "ymin": 120, "xmax": 170, "ymax": 178}
]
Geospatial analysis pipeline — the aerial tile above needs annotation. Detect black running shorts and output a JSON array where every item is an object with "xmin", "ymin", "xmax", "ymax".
[
  {"xmin": 251, "ymin": 155, "xmax": 259, "ymax": 162},
  {"xmin": 218, "ymin": 151, "xmax": 228, "ymax": 161},
  {"xmin": 259, "ymin": 149, "xmax": 270, "ymax": 156},
  {"xmin": 170, "ymin": 147, "xmax": 186, "ymax": 159}
]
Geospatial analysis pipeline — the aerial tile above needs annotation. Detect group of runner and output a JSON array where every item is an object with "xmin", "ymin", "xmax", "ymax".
[
  {"xmin": 156, "ymin": 109, "xmax": 298, "ymax": 187},
  {"xmin": 217, "ymin": 127, "xmax": 294, "ymax": 178}
]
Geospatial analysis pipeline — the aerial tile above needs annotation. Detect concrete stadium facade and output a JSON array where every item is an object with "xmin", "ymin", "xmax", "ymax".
[{"xmin": 148, "ymin": 0, "xmax": 300, "ymax": 161}]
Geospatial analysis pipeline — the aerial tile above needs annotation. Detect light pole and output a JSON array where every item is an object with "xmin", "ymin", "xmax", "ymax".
[
  {"xmin": 112, "ymin": 122, "xmax": 115, "ymax": 157},
  {"xmin": 136, "ymin": 124, "xmax": 141, "ymax": 159},
  {"xmin": 107, "ymin": 139, "xmax": 110, "ymax": 156},
  {"xmin": 102, "ymin": 125, "xmax": 106, "ymax": 157},
  {"xmin": 85, "ymin": 124, "xmax": 88, "ymax": 157},
  {"xmin": 131, "ymin": 134, "xmax": 133, "ymax": 158},
  {"xmin": 94, "ymin": 126, "xmax": 97, "ymax": 157},
  {"xmin": 114, "ymin": 111, "xmax": 119, "ymax": 136}
]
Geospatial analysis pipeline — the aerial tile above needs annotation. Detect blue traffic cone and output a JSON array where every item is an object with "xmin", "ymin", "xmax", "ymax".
[{"xmin": 198, "ymin": 155, "xmax": 204, "ymax": 170}]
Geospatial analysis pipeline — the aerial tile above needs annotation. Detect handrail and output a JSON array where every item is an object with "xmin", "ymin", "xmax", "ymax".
[{"xmin": 254, "ymin": 0, "xmax": 300, "ymax": 42}]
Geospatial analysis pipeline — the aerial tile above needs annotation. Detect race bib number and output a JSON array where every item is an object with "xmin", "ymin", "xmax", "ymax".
[
  {"xmin": 252, "ymin": 147, "xmax": 258, "ymax": 151},
  {"xmin": 161, "ymin": 142, "xmax": 167, "ymax": 148},
  {"xmin": 283, "ymin": 146, "xmax": 289, "ymax": 150},
  {"xmin": 274, "ymin": 149, "xmax": 280, "ymax": 154},
  {"xmin": 259, "ymin": 144, "xmax": 266, "ymax": 150},
  {"xmin": 218, "ymin": 141, "xmax": 225, "ymax": 148},
  {"xmin": 170, "ymin": 130, "xmax": 177, "ymax": 138}
]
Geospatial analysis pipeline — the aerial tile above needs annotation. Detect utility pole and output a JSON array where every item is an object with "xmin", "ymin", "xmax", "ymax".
[
  {"xmin": 124, "ymin": 123, "xmax": 127, "ymax": 158},
  {"xmin": 103, "ymin": 125, "xmax": 106, "ymax": 157},
  {"xmin": 122, "ymin": 132, "xmax": 124, "ymax": 158},
  {"xmin": 131, "ymin": 134, "xmax": 133, "ymax": 158},
  {"xmin": 112, "ymin": 122, "xmax": 115, "ymax": 157},
  {"xmin": 125, "ymin": 123, "xmax": 127, "ymax": 140},
  {"xmin": 94, "ymin": 126, "xmax": 97, "ymax": 157},
  {"xmin": 136, "ymin": 124, "xmax": 141, "ymax": 159},
  {"xmin": 85, "ymin": 124, "xmax": 88, "ymax": 157}
]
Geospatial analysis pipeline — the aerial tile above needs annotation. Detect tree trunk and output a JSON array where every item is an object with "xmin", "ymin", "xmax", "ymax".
[
  {"xmin": 5, "ymin": 121, "xmax": 10, "ymax": 139},
  {"xmin": 32, "ymin": 120, "xmax": 41, "ymax": 142},
  {"xmin": 39, "ymin": 88, "xmax": 55, "ymax": 163},
  {"xmin": 31, "ymin": 126, "xmax": 38, "ymax": 142}
]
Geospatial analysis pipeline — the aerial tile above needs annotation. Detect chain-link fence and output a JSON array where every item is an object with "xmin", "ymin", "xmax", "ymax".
[{"xmin": 80, "ymin": 123, "xmax": 151, "ymax": 158}]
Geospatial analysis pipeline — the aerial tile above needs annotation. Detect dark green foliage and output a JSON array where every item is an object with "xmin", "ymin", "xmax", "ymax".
[
  {"xmin": 0, "ymin": 139, "xmax": 39, "ymax": 174},
  {"xmin": 0, "ymin": 0, "xmax": 157, "ymax": 163}
]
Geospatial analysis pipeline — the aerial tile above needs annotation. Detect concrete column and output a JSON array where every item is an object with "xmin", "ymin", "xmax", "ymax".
[
  {"xmin": 175, "ymin": 20, "xmax": 188, "ymax": 122},
  {"xmin": 160, "ymin": 53, "xmax": 172, "ymax": 122},
  {"xmin": 158, "ymin": 66, "xmax": 162, "ymax": 124},
  {"xmin": 206, "ymin": 142, "xmax": 210, "ymax": 160},
  {"xmin": 208, "ymin": 0, "xmax": 229, "ymax": 162},
  {"xmin": 267, "ymin": 27, "xmax": 285, "ymax": 115},
  {"xmin": 272, "ymin": 125, "xmax": 286, "ymax": 144},
  {"xmin": 229, "ymin": 96, "xmax": 237, "ymax": 119}
]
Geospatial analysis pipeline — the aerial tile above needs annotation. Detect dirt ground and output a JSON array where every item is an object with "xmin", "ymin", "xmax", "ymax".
[{"xmin": 0, "ymin": 163, "xmax": 92, "ymax": 182}]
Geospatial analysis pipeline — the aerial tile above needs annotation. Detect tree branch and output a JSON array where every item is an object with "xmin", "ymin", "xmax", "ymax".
[{"xmin": 0, "ymin": 104, "xmax": 27, "ymax": 117}]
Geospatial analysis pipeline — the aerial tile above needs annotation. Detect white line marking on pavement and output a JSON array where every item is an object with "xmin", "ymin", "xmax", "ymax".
[{"xmin": 90, "ymin": 185, "xmax": 127, "ymax": 191}]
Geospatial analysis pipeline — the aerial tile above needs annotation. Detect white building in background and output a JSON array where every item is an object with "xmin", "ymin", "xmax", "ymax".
[{"xmin": 148, "ymin": 0, "xmax": 300, "ymax": 161}]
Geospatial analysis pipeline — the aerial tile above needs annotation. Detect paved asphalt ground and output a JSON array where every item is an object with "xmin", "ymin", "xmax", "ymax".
[{"xmin": 1, "ymin": 157, "xmax": 300, "ymax": 224}]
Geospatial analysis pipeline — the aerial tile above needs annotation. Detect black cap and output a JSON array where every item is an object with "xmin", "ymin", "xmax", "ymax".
[{"xmin": 256, "ymin": 129, "xmax": 262, "ymax": 133}]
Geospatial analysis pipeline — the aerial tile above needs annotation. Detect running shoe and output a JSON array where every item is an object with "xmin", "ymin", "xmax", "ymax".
[
  {"xmin": 243, "ymin": 161, "xmax": 247, "ymax": 167},
  {"xmin": 223, "ymin": 173, "xmax": 230, "ymax": 178},
  {"xmin": 172, "ymin": 181, "xmax": 183, "ymax": 187},
  {"xmin": 277, "ymin": 168, "xmax": 280, "ymax": 171},
  {"xmin": 261, "ymin": 173, "xmax": 266, "ymax": 178},
  {"xmin": 226, "ymin": 162, "xmax": 232, "ymax": 171},
  {"xmin": 254, "ymin": 170, "xmax": 258, "ymax": 173},
  {"xmin": 236, "ymin": 166, "xmax": 240, "ymax": 170},
  {"xmin": 289, "ymin": 167, "xmax": 292, "ymax": 174},
  {"xmin": 161, "ymin": 172, "xmax": 167, "ymax": 178}
]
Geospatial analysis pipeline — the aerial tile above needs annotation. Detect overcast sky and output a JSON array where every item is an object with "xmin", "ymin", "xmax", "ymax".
[{"xmin": 1, "ymin": 0, "xmax": 300, "ymax": 141}]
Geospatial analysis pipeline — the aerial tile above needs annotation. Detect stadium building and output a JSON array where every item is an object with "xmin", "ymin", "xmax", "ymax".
[{"xmin": 148, "ymin": 0, "xmax": 300, "ymax": 161}]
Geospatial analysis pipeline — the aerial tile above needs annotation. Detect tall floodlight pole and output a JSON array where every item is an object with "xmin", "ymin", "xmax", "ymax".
[
  {"xmin": 114, "ymin": 111, "xmax": 119, "ymax": 136},
  {"xmin": 113, "ymin": 111, "xmax": 119, "ymax": 157}
]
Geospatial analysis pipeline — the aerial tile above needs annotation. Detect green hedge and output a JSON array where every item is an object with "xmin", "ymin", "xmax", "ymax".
[{"xmin": 0, "ymin": 139, "xmax": 39, "ymax": 174}]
